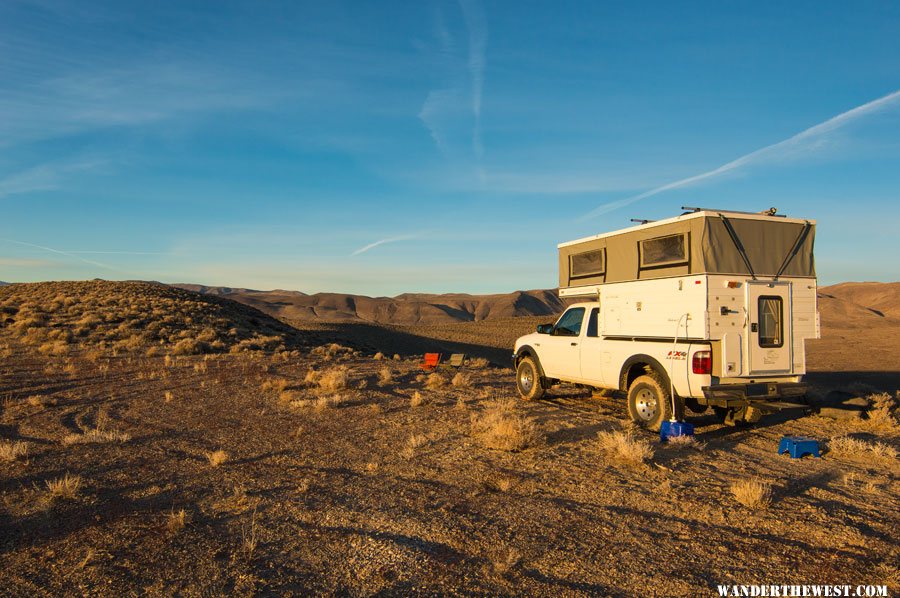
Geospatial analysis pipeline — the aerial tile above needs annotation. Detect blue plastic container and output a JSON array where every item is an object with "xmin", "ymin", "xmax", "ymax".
[
  {"xmin": 778, "ymin": 436, "xmax": 820, "ymax": 459},
  {"xmin": 660, "ymin": 420, "xmax": 695, "ymax": 442}
]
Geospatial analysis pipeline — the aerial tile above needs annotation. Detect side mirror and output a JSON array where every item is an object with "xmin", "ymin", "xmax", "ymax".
[{"xmin": 536, "ymin": 323, "xmax": 552, "ymax": 334}]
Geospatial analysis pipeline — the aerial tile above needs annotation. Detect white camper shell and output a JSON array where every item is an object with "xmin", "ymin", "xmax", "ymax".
[{"xmin": 513, "ymin": 208, "xmax": 819, "ymax": 429}]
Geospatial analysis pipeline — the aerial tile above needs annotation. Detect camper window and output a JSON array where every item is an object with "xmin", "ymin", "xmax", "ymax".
[
  {"xmin": 639, "ymin": 233, "xmax": 688, "ymax": 268},
  {"xmin": 758, "ymin": 296, "xmax": 784, "ymax": 348},
  {"xmin": 570, "ymin": 249, "xmax": 605, "ymax": 278},
  {"xmin": 552, "ymin": 307, "xmax": 585, "ymax": 337}
]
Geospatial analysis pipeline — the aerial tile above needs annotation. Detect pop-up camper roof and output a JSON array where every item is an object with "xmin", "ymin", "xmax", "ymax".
[{"xmin": 559, "ymin": 209, "xmax": 815, "ymax": 292}]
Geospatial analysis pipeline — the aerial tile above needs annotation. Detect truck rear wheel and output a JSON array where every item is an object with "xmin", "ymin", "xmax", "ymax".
[
  {"xmin": 516, "ymin": 356, "xmax": 545, "ymax": 401},
  {"xmin": 626, "ymin": 372, "xmax": 683, "ymax": 431}
]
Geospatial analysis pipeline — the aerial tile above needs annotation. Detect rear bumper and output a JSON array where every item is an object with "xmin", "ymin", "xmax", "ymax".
[{"xmin": 701, "ymin": 382, "xmax": 808, "ymax": 407}]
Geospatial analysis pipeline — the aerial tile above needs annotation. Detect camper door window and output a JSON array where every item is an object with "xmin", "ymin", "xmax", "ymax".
[
  {"xmin": 639, "ymin": 233, "xmax": 688, "ymax": 268},
  {"xmin": 758, "ymin": 296, "xmax": 784, "ymax": 348},
  {"xmin": 570, "ymin": 249, "xmax": 605, "ymax": 278},
  {"xmin": 552, "ymin": 307, "xmax": 585, "ymax": 337}
]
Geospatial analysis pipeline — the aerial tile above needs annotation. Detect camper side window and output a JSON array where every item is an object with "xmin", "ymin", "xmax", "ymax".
[
  {"xmin": 570, "ymin": 249, "xmax": 605, "ymax": 278},
  {"xmin": 552, "ymin": 307, "xmax": 585, "ymax": 337},
  {"xmin": 640, "ymin": 233, "xmax": 688, "ymax": 268}
]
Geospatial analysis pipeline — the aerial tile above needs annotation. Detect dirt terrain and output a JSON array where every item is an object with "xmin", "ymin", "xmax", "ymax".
[{"xmin": 0, "ymin": 281, "xmax": 898, "ymax": 595}]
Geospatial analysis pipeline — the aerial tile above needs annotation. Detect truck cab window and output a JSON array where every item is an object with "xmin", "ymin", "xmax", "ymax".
[
  {"xmin": 586, "ymin": 308, "xmax": 599, "ymax": 337},
  {"xmin": 552, "ymin": 307, "xmax": 585, "ymax": 337}
]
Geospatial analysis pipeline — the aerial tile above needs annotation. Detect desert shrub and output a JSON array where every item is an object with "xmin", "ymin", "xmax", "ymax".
[
  {"xmin": 262, "ymin": 378, "xmax": 290, "ymax": 393},
  {"xmin": 865, "ymin": 392, "xmax": 898, "ymax": 431},
  {"xmin": 468, "ymin": 357, "xmax": 490, "ymax": 369},
  {"xmin": 424, "ymin": 372, "xmax": 446, "ymax": 390},
  {"xmin": 828, "ymin": 435, "xmax": 897, "ymax": 459},
  {"xmin": 410, "ymin": 391, "xmax": 428, "ymax": 408},
  {"xmin": 451, "ymin": 372, "xmax": 472, "ymax": 388},
  {"xmin": 38, "ymin": 340, "xmax": 69, "ymax": 356},
  {"xmin": 315, "ymin": 395, "xmax": 345, "ymax": 412},
  {"xmin": 0, "ymin": 440, "xmax": 29, "ymax": 462},
  {"xmin": 471, "ymin": 399, "xmax": 542, "ymax": 452},
  {"xmin": 46, "ymin": 473, "xmax": 82, "ymax": 499},
  {"xmin": 311, "ymin": 343, "xmax": 352, "ymax": 360},
  {"xmin": 597, "ymin": 430, "xmax": 655, "ymax": 464},
  {"xmin": 731, "ymin": 479, "xmax": 772, "ymax": 509},
  {"xmin": 167, "ymin": 509, "xmax": 187, "ymax": 533},
  {"xmin": 401, "ymin": 433, "xmax": 428, "ymax": 459},
  {"xmin": 26, "ymin": 395, "xmax": 55, "ymax": 408},
  {"xmin": 230, "ymin": 334, "xmax": 284, "ymax": 353},
  {"xmin": 393, "ymin": 354, "xmax": 401, "ymax": 361},
  {"xmin": 206, "ymin": 450, "xmax": 228, "ymax": 467},
  {"xmin": 377, "ymin": 366, "xmax": 393, "ymax": 386},
  {"xmin": 62, "ymin": 428, "xmax": 130, "ymax": 445},
  {"xmin": 172, "ymin": 338, "xmax": 210, "ymax": 356},
  {"xmin": 373, "ymin": 352, "xmax": 385, "ymax": 360},
  {"xmin": 317, "ymin": 367, "xmax": 349, "ymax": 392}
]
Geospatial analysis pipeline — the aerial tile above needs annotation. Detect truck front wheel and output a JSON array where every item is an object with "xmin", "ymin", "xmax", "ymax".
[
  {"xmin": 626, "ymin": 372, "xmax": 682, "ymax": 431},
  {"xmin": 516, "ymin": 356, "xmax": 545, "ymax": 401}
]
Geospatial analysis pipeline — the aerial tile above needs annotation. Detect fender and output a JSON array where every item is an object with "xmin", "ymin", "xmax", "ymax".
[
  {"xmin": 514, "ymin": 345, "xmax": 547, "ymax": 379},
  {"xmin": 618, "ymin": 353, "xmax": 670, "ymax": 391}
]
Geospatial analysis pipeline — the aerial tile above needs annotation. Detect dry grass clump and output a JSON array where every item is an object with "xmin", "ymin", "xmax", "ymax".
[
  {"xmin": 730, "ymin": 479, "xmax": 773, "ymax": 509},
  {"xmin": 828, "ymin": 435, "xmax": 897, "ymax": 459},
  {"xmin": 597, "ymin": 430, "xmax": 655, "ymax": 464},
  {"xmin": 310, "ymin": 343, "xmax": 353, "ymax": 360},
  {"xmin": 468, "ymin": 357, "xmax": 490, "ymax": 369},
  {"xmin": 401, "ymin": 433, "xmax": 428, "ymax": 459},
  {"xmin": 471, "ymin": 399, "xmax": 542, "ymax": 452},
  {"xmin": 261, "ymin": 378, "xmax": 290, "ymax": 393},
  {"xmin": 393, "ymin": 354, "xmax": 401, "ymax": 361},
  {"xmin": 377, "ymin": 366, "xmax": 393, "ymax": 386},
  {"xmin": 424, "ymin": 372, "xmax": 446, "ymax": 390},
  {"xmin": 0, "ymin": 439, "xmax": 29, "ymax": 462},
  {"xmin": 410, "ymin": 391, "xmax": 429, "ymax": 408},
  {"xmin": 865, "ymin": 392, "xmax": 898, "ymax": 431},
  {"xmin": 46, "ymin": 473, "xmax": 82, "ymax": 500},
  {"xmin": 317, "ymin": 367, "xmax": 349, "ymax": 392},
  {"xmin": 26, "ymin": 394, "xmax": 55, "ymax": 408},
  {"xmin": 205, "ymin": 450, "xmax": 229, "ymax": 467},
  {"xmin": 451, "ymin": 371, "xmax": 472, "ymax": 388},
  {"xmin": 38, "ymin": 340, "xmax": 69, "ymax": 356},
  {"xmin": 62, "ymin": 427, "xmax": 130, "ymax": 445},
  {"xmin": 485, "ymin": 546, "xmax": 522, "ymax": 579},
  {"xmin": 314, "ymin": 394, "xmax": 345, "ymax": 412},
  {"xmin": 664, "ymin": 434, "xmax": 705, "ymax": 450},
  {"xmin": 167, "ymin": 508, "xmax": 187, "ymax": 533},
  {"xmin": 373, "ymin": 352, "xmax": 385, "ymax": 360},
  {"xmin": 164, "ymin": 391, "xmax": 174, "ymax": 403},
  {"xmin": 303, "ymin": 368, "xmax": 320, "ymax": 385}
]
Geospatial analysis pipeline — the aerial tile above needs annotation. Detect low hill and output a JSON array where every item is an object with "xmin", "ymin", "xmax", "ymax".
[
  {"xmin": 0, "ymin": 280, "xmax": 304, "ymax": 355},
  {"xmin": 817, "ymin": 281, "xmax": 900, "ymax": 327},
  {"xmin": 174, "ymin": 285, "xmax": 567, "ymax": 325}
]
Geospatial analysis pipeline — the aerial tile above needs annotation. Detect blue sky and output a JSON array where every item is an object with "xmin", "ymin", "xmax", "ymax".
[{"xmin": 1, "ymin": 0, "xmax": 898, "ymax": 295}]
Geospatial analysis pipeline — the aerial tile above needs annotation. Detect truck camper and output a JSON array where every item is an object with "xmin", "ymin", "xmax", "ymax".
[{"xmin": 513, "ymin": 207, "xmax": 820, "ymax": 429}]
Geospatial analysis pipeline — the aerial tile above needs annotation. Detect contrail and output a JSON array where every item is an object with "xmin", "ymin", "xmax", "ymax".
[
  {"xmin": 0, "ymin": 238, "xmax": 121, "ymax": 271},
  {"xmin": 351, "ymin": 235, "xmax": 417, "ymax": 256},
  {"xmin": 582, "ymin": 89, "xmax": 900, "ymax": 220},
  {"xmin": 459, "ymin": 0, "xmax": 487, "ymax": 158}
]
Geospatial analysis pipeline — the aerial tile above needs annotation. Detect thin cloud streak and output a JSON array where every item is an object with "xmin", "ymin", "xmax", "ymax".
[
  {"xmin": 459, "ymin": 0, "xmax": 487, "ymax": 159},
  {"xmin": 351, "ymin": 235, "xmax": 418, "ymax": 256},
  {"xmin": 582, "ymin": 89, "xmax": 900, "ymax": 220},
  {"xmin": 0, "ymin": 238, "xmax": 121, "ymax": 271}
]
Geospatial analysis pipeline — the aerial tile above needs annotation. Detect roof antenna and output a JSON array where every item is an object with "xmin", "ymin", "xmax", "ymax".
[
  {"xmin": 630, "ymin": 218, "xmax": 655, "ymax": 225},
  {"xmin": 759, "ymin": 207, "xmax": 778, "ymax": 216}
]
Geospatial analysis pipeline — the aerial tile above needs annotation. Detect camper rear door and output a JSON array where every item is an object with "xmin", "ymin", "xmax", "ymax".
[{"xmin": 746, "ymin": 281, "xmax": 793, "ymax": 375}]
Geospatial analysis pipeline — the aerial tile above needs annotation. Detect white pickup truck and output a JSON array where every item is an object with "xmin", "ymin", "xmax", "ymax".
[{"xmin": 512, "ymin": 209, "xmax": 818, "ymax": 430}]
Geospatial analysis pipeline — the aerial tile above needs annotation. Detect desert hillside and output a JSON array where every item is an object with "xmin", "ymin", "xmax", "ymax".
[
  {"xmin": 176, "ymin": 284, "xmax": 567, "ymax": 325},
  {"xmin": 0, "ymin": 280, "xmax": 305, "ymax": 356}
]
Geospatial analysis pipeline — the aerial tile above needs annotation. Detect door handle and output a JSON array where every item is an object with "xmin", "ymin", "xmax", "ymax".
[
  {"xmin": 570, "ymin": 342, "xmax": 578, "ymax": 346},
  {"xmin": 750, "ymin": 323, "xmax": 758, "ymax": 332}
]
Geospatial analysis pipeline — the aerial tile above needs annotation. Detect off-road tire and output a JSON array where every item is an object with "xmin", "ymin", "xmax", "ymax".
[
  {"xmin": 516, "ymin": 356, "xmax": 545, "ymax": 401},
  {"xmin": 626, "ymin": 371, "xmax": 683, "ymax": 431}
]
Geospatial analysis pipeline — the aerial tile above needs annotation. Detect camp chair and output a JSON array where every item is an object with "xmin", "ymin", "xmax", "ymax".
[
  {"xmin": 444, "ymin": 353, "xmax": 466, "ymax": 369},
  {"xmin": 420, "ymin": 353, "xmax": 442, "ymax": 370}
]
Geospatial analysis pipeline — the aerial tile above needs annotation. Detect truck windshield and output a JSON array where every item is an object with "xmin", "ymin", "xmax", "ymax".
[{"xmin": 553, "ymin": 308, "xmax": 585, "ymax": 336}]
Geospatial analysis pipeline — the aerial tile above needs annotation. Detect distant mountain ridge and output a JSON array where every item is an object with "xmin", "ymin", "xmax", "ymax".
[
  {"xmin": 173, "ymin": 281, "xmax": 900, "ymax": 329},
  {"xmin": 174, "ymin": 284, "xmax": 568, "ymax": 325}
]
